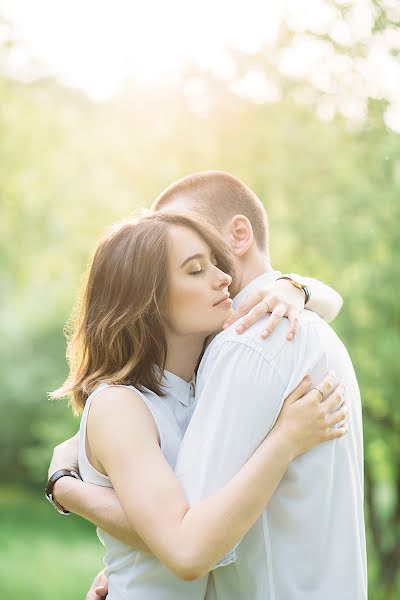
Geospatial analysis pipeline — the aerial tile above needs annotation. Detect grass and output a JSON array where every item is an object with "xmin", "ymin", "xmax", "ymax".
[{"xmin": 0, "ymin": 486, "xmax": 104, "ymax": 599}]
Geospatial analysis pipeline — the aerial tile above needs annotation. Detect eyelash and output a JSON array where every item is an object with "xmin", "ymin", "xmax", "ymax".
[{"xmin": 189, "ymin": 258, "xmax": 218, "ymax": 276}]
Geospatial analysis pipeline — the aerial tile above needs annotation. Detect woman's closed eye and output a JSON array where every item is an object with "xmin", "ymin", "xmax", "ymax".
[
  {"xmin": 190, "ymin": 263, "xmax": 219, "ymax": 276},
  {"xmin": 189, "ymin": 268, "xmax": 204, "ymax": 275},
  {"xmin": 188, "ymin": 255, "xmax": 218, "ymax": 275}
]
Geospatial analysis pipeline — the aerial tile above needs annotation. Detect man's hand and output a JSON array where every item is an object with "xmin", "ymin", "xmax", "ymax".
[
  {"xmin": 86, "ymin": 570, "xmax": 108, "ymax": 600},
  {"xmin": 48, "ymin": 432, "xmax": 80, "ymax": 479}
]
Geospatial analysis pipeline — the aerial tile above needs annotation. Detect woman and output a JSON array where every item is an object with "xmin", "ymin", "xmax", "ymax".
[{"xmin": 52, "ymin": 211, "xmax": 347, "ymax": 599}]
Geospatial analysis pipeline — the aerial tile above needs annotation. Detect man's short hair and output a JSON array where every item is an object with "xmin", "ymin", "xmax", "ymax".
[{"xmin": 152, "ymin": 171, "xmax": 269, "ymax": 253}]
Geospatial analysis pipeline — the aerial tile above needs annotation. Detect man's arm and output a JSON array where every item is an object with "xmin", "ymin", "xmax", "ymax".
[
  {"xmin": 48, "ymin": 433, "xmax": 149, "ymax": 551},
  {"xmin": 287, "ymin": 274, "xmax": 343, "ymax": 323},
  {"xmin": 53, "ymin": 476, "xmax": 150, "ymax": 551}
]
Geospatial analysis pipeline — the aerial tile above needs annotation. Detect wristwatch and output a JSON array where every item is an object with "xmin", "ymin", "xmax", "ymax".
[
  {"xmin": 45, "ymin": 469, "xmax": 82, "ymax": 514},
  {"xmin": 276, "ymin": 275, "xmax": 311, "ymax": 306}
]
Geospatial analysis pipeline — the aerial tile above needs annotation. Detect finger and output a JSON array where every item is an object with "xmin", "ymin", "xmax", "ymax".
[
  {"xmin": 325, "ymin": 423, "xmax": 348, "ymax": 440},
  {"xmin": 326, "ymin": 404, "xmax": 348, "ymax": 428},
  {"xmin": 260, "ymin": 303, "xmax": 288, "ymax": 339},
  {"xmin": 311, "ymin": 371, "xmax": 336, "ymax": 400},
  {"xmin": 95, "ymin": 585, "xmax": 106, "ymax": 594},
  {"xmin": 223, "ymin": 290, "xmax": 265, "ymax": 328},
  {"xmin": 284, "ymin": 375, "xmax": 312, "ymax": 404},
  {"xmin": 286, "ymin": 308, "xmax": 299, "ymax": 341},
  {"xmin": 323, "ymin": 384, "xmax": 345, "ymax": 412},
  {"xmin": 95, "ymin": 573, "xmax": 108, "ymax": 597},
  {"xmin": 235, "ymin": 303, "xmax": 270, "ymax": 334}
]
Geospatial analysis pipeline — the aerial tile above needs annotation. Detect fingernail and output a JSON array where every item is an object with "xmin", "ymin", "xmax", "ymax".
[
  {"xmin": 236, "ymin": 325, "xmax": 244, "ymax": 333},
  {"xmin": 304, "ymin": 374, "xmax": 311, "ymax": 382},
  {"xmin": 223, "ymin": 322, "xmax": 229, "ymax": 329},
  {"xmin": 287, "ymin": 333, "xmax": 293, "ymax": 341}
]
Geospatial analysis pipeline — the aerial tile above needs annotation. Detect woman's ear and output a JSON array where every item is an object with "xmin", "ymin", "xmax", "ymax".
[{"xmin": 227, "ymin": 215, "xmax": 254, "ymax": 257}]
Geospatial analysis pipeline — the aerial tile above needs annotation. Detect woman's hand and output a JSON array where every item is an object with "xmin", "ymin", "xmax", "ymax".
[
  {"xmin": 223, "ymin": 278, "xmax": 305, "ymax": 340},
  {"xmin": 273, "ymin": 371, "xmax": 348, "ymax": 460}
]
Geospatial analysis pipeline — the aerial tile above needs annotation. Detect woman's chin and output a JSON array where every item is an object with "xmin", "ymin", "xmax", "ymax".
[
  {"xmin": 215, "ymin": 306, "xmax": 234, "ymax": 332},
  {"xmin": 223, "ymin": 305, "xmax": 234, "ymax": 319}
]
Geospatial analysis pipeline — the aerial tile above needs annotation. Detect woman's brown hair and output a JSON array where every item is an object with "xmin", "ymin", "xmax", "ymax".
[{"xmin": 51, "ymin": 211, "xmax": 234, "ymax": 414}]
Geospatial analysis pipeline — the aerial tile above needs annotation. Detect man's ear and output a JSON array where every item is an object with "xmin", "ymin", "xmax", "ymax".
[{"xmin": 227, "ymin": 215, "xmax": 254, "ymax": 257}]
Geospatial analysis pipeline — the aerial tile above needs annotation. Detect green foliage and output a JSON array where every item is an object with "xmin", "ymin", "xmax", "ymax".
[{"xmin": 0, "ymin": 62, "xmax": 398, "ymax": 599}]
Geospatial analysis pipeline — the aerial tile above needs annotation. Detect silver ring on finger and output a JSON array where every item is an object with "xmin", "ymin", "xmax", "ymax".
[
  {"xmin": 314, "ymin": 386, "xmax": 324, "ymax": 400},
  {"xmin": 261, "ymin": 299, "xmax": 271, "ymax": 312}
]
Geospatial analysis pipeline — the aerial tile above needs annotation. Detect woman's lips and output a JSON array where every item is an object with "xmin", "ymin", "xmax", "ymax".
[{"xmin": 214, "ymin": 295, "xmax": 232, "ymax": 307}]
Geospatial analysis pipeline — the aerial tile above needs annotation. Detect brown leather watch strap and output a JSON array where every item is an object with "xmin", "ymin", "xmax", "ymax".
[{"xmin": 45, "ymin": 469, "xmax": 82, "ymax": 514}]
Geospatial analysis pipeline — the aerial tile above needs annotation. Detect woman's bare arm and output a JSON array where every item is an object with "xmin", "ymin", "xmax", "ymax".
[
  {"xmin": 75, "ymin": 375, "xmax": 347, "ymax": 580},
  {"xmin": 48, "ymin": 433, "xmax": 149, "ymax": 551}
]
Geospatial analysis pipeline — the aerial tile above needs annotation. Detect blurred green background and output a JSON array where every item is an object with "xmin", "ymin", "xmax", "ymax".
[{"xmin": 0, "ymin": 1, "xmax": 399, "ymax": 598}]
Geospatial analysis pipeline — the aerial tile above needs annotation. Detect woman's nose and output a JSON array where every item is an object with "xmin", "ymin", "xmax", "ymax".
[{"xmin": 218, "ymin": 270, "xmax": 232, "ymax": 288}]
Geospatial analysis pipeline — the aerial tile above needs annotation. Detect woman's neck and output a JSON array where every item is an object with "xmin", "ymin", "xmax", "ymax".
[{"xmin": 164, "ymin": 332, "xmax": 206, "ymax": 382}]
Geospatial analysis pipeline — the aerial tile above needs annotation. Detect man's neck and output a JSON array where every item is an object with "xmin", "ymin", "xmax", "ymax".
[{"xmin": 233, "ymin": 253, "xmax": 274, "ymax": 298}]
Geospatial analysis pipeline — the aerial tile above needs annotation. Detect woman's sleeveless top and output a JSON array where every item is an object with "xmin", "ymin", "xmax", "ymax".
[{"xmin": 78, "ymin": 370, "xmax": 198, "ymax": 599}]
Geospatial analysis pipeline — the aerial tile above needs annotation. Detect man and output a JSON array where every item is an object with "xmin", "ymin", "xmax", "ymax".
[{"xmin": 48, "ymin": 171, "xmax": 366, "ymax": 599}]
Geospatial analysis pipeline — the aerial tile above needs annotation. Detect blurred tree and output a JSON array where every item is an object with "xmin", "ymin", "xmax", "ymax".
[{"xmin": 0, "ymin": 3, "xmax": 399, "ymax": 596}]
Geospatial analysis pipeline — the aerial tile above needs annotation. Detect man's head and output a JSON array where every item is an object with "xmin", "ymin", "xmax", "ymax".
[{"xmin": 152, "ymin": 171, "xmax": 271, "ymax": 291}]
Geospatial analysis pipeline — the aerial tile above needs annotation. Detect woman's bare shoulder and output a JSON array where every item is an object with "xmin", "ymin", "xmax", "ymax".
[
  {"xmin": 88, "ymin": 385, "xmax": 159, "ymax": 439},
  {"xmin": 91, "ymin": 384, "xmax": 144, "ymax": 404}
]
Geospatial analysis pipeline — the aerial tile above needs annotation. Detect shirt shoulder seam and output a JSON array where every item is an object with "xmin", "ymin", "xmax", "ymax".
[{"xmin": 207, "ymin": 338, "xmax": 286, "ymax": 385}]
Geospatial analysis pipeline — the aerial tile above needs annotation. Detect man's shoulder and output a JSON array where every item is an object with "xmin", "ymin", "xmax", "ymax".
[
  {"xmin": 202, "ymin": 309, "xmax": 326, "ymax": 366},
  {"xmin": 204, "ymin": 315, "xmax": 288, "ymax": 364}
]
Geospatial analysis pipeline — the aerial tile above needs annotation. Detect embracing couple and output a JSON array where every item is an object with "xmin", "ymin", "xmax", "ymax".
[{"xmin": 46, "ymin": 171, "xmax": 367, "ymax": 599}]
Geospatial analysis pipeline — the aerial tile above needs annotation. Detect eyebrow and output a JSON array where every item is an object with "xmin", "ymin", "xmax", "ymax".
[{"xmin": 180, "ymin": 253, "xmax": 205, "ymax": 269}]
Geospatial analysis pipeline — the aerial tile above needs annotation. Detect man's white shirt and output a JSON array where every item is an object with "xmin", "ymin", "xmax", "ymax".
[{"xmin": 175, "ymin": 271, "xmax": 367, "ymax": 600}]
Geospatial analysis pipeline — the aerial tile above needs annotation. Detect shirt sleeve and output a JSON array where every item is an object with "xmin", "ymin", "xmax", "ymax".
[{"xmin": 174, "ymin": 339, "xmax": 287, "ymax": 568}]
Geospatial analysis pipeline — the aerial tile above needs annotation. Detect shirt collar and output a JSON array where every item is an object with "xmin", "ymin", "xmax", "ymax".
[
  {"xmin": 232, "ymin": 271, "xmax": 282, "ymax": 310},
  {"xmin": 162, "ymin": 369, "xmax": 195, "ymax": 407}
]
